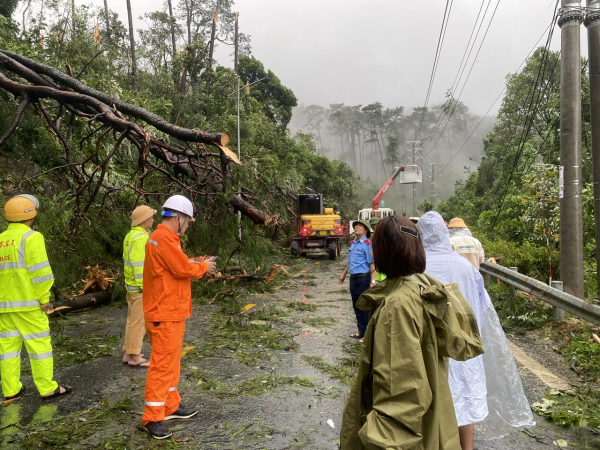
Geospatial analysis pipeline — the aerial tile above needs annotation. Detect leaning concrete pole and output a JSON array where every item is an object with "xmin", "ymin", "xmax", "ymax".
[
  {"xmin": 586, "ymin": 1, "xmax": 600, "ymax": 298},
  {"xmin": 558, "ymin": 0, "xmax": 585, "ymax": 298}
]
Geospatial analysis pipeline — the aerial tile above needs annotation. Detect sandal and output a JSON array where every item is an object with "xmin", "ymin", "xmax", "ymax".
[
  {"xmin": 5, "ymin": 386, "xmax": 25, "ymax": 400},
  {"xmin": 128, "ymin": 359, "xmax": 150, "ymax": 368},
  {"xmin": 123, "ymin": 353, "xmax": 145, "ymax": 364},
  {"xmin": 41, "ymin": 386, "xmax": 72, "ymax": 401},
  {"xmin": 349, "ymin": 333, "xmax": 364, "ymax": 339}
]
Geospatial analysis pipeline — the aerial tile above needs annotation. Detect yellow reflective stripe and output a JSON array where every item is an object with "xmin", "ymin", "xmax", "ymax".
[
  {"xmin": 125, "ymin": 284, "xmax": 141, "ymax": 292},
  {"xmin": 22, "ymin": 330, "xmax": 50, "ymax": 340},
  {"xmin": 0, "ymin": 300, "xmax": 40, "ymax": 308},
  {"xmin": 28, "ymin": 261, "xmax": 51, "ymax": 272},
  {"xmin": 0, "ymin": 351, "xmax": 20, "ymax": 360},
  {"xmin": 134, "ymin": 273, "xmax": 143, "ymax": 279},
  {"xmin": 145, "ymin": 401, "xmax": 166, "ymax": 406},
  {"xmin": 0, "ymin": 330, "xmax": 20, "ymax": 339},
  {"xmin": 31, "ymin": 274, "xmax": 54, "ymax": 284},
  {"xmin": 29, "ymin": 351, "xmax": 52, "ymax": 360}
]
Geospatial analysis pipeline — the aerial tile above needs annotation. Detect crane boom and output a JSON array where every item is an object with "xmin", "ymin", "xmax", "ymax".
[{"xmin": 372, "ymin": 166, "xmax": 404, "ymax": 210}]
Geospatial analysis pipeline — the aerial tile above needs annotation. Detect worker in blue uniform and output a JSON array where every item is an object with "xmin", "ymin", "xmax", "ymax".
[{"xmin": 338, "ymin": 220, "xmax": 375, "ymax": 341}]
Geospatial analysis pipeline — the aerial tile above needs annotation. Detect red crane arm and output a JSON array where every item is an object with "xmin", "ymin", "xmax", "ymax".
[{"xmin": 372, "ymin": 166, "xmax": 404, "ymax": 210}]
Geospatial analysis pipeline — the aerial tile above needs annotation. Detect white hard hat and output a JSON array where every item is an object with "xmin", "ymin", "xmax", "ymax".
[{"xmin": 162, "ymin": 195, "xmax": 195, "ymax": 222}]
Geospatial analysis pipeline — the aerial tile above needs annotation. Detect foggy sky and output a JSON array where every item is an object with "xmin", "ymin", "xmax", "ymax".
[{"xmin": 73, "ymin": 0, "xmax": 585, "ymax": 116}]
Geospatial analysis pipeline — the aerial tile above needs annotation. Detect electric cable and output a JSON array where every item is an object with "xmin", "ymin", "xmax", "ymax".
[
  {"xmin": 438, "ymin": 19, "xmax": 555, "ymax": 173},
  {"xmin": 421, "ymin": 0, "xmax": 490, "ymax": 151},
  {"xmin": 415, "ymin": 0, "xmax": 454, "ymax": 140},
  {"xmin": 488, "ymin": 0, "xmax": 560, "ymax": 229},
  {"xmin": 424, "ymin": 0, "xmax": 502, "ymax": 159}
]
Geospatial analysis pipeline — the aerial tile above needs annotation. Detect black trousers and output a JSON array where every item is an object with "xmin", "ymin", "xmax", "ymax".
[{"xmin": 349, "ymin": 275, "xmax": 371, "ymax": 336}]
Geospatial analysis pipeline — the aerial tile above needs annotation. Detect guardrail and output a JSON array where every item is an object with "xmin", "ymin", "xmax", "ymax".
[{"xmin": 479, "ymin": 261, "xmax": 600, "ymax": 326}]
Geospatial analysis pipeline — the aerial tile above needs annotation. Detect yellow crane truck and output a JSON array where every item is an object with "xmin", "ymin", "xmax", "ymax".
[{"xmin": 290, "ymin": 193, "xmax": 343, "ymax": 260}]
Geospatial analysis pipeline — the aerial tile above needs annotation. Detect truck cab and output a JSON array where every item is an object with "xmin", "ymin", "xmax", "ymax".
[
  {"xmin": 291, "ymin": 194, "xmax": 343, "ymax": 259},
  {"xmin": 350, "ymin": 208, "xmax": 395, "ymax": 234}
]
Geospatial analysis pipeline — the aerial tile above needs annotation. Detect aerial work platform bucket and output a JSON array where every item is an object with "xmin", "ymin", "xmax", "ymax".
[{"xmin": 398, "ymin": 165, "xmax": 422, "ymax": 184}]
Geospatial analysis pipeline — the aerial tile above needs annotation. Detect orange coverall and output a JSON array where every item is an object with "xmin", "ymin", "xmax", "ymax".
[{"xmin": 141, "ymin": 224, "xmax": 208, "ymax": 425}]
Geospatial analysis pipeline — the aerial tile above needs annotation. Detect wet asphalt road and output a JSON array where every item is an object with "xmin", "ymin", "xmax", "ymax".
[{"xmin": 0, "ymin": 251, "xmax": 596, "ymax": 449}]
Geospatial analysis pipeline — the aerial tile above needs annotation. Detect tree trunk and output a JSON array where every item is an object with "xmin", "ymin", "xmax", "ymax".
[
  {"xmin": 103, "ymin": 0, "xmax": 111, "ymax": 41},
  {"xmin": 71, "ymin": 0, "xmax": 75, "ymax": 31},
  {"xmin": 229, "ymin": 195, "xmax": 270, "ymax": 225},
  {"xmin": 351, "ymin": 131, "xmax": 358, "ymax": 175},
  {"xmin": 167, "ymin": 0, "xmax": 176, "ymax": 58},
  {"xmin": 126, "ymin": 0, "xmax": 136, "ymax": 91},
  {"xmin": 180, "ymin": 0, "xmax": 193, "ymax": 94},
  {"xmin": 48, "ymin": 287, "xmax": 114, "ymax": 317},
  {"xmin": 205, "ymin": 12, "xmax": 218, "ymax": 96}
]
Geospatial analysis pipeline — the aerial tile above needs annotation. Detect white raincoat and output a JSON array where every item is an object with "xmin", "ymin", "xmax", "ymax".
[{"xmin": 418, "ymin": 212, "xmax": 535, "ymax": 439}]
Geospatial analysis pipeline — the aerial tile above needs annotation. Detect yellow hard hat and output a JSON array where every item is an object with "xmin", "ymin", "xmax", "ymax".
[
  {"xmin": 4, "ymin": 195, "xmax": 38, "ymax": 222},
  {"xmin": 131, "ymin": 205, "xmax": 156, "ymax": 227},
  {"xmin": 447, "ymin": 217, "xmax": 468, "ymax": 228}
]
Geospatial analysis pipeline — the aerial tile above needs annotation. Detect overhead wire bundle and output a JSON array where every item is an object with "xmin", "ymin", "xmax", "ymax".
[
  {"xmin": 415, "ymin": 0, "xmax": 454, "ymax": 141},
  {"xmin": 488, "ymin": 0, "xmax": 561, "ymax": 230},
  {"xmin": 423, "ymin": 0, "xmax": 502, "ymax": 160}
]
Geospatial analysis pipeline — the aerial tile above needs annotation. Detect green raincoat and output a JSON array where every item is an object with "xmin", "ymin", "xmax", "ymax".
[{"xmin": 340, "ymin": 273, "xmax": 484, "ymax": 450}]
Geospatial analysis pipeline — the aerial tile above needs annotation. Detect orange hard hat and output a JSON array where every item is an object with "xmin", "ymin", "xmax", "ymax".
[{"xmin": 4, "ymin": 195, "xmax": 38, "ymax": 222}]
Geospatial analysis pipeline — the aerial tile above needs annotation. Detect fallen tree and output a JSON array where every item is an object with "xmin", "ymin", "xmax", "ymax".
[
  {"xmin": 0, "ymin": 50, "xmax": 273, "ymax": 228},
  {"xmin": 47, "ymin": 287, "xmax": 114, "ymax": 318}
]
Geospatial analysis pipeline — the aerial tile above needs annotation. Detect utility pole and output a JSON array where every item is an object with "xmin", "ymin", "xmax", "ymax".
[
  {"xmin": 430, "ymin": 162, "xmax": 436, "ymax": 206},
  {"xmin": 234, "ymin": 12, "xmax": 239, "ymax": 73},
  {"xmin": 558, "ymin": 0, "xmax": 585, "ymax": 298},
  {"xmin": 585, "ymin": 0, "xmax": 600, "ymax": 298},
  {"xmin": 235, "ymin": 13, "xmax": 241, "ymax": 241},
  {"xmin": 406, "ymin": 140, "xmax": 422, "ymax": 215},
  {"xmin": 245, "ymin": 81, "xmax": 249, "ymax": 115}
]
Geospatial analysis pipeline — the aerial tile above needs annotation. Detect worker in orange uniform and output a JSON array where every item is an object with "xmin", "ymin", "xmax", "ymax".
[{"xmin": 141, "ymin": 195, "xmax": 216, "ymax": 440}]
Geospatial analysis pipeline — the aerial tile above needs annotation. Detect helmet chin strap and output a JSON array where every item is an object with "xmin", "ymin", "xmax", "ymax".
[{"xmin": 177, "ymin": 214, "xmax": 189, "ymax": 236}]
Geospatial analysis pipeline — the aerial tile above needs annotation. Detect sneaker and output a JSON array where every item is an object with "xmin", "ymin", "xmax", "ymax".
[
  {"xmin": 144, "ymin": 421, "xmax": 172, "ymax": 440},
  {"xmin": 164, "ymin": 404, "xmax": 198, "ymax": 420}
]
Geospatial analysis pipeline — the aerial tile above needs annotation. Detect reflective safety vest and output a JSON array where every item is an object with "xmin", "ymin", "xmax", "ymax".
[
  {"xmin": 123, "ymin": 226, "xmax": 149, "ymax": 293},
  {"xmin": 0, "ymin": 223, "xmax": 54, "ymax": 312}
]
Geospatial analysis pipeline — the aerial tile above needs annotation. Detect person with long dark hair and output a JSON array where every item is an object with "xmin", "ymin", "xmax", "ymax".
[{"xmin": 340, "ymin": 216, "xmax": 484, "ymax": 450}]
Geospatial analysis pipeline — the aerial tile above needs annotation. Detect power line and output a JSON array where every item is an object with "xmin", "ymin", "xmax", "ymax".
[
  {"xmin": 425, "ymin": 0, "xmax": 502, "ymax": 159},
  {"xmin": 439, "ymin": 19, "xmax": 554, "ymax": 173},
  {"xmin": 415, "ymin": 0, "xmax": 454, "ymax": 140},
  {"xmin": 489, "ymin": 0, "xmax": 560, "ymax": 229},
  {"xmin": 420, "ymin": 0, "xmax": 489, "ymax": 156}
]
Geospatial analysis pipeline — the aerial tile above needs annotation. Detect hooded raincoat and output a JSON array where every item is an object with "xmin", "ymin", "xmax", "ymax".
[
  {"xmin": 418, "ymin": 211, "xmax": 535, "ymax": 439},
  {"xmin": 340, "ymin": 273, "xmax": 484, "ymax": 450}
]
